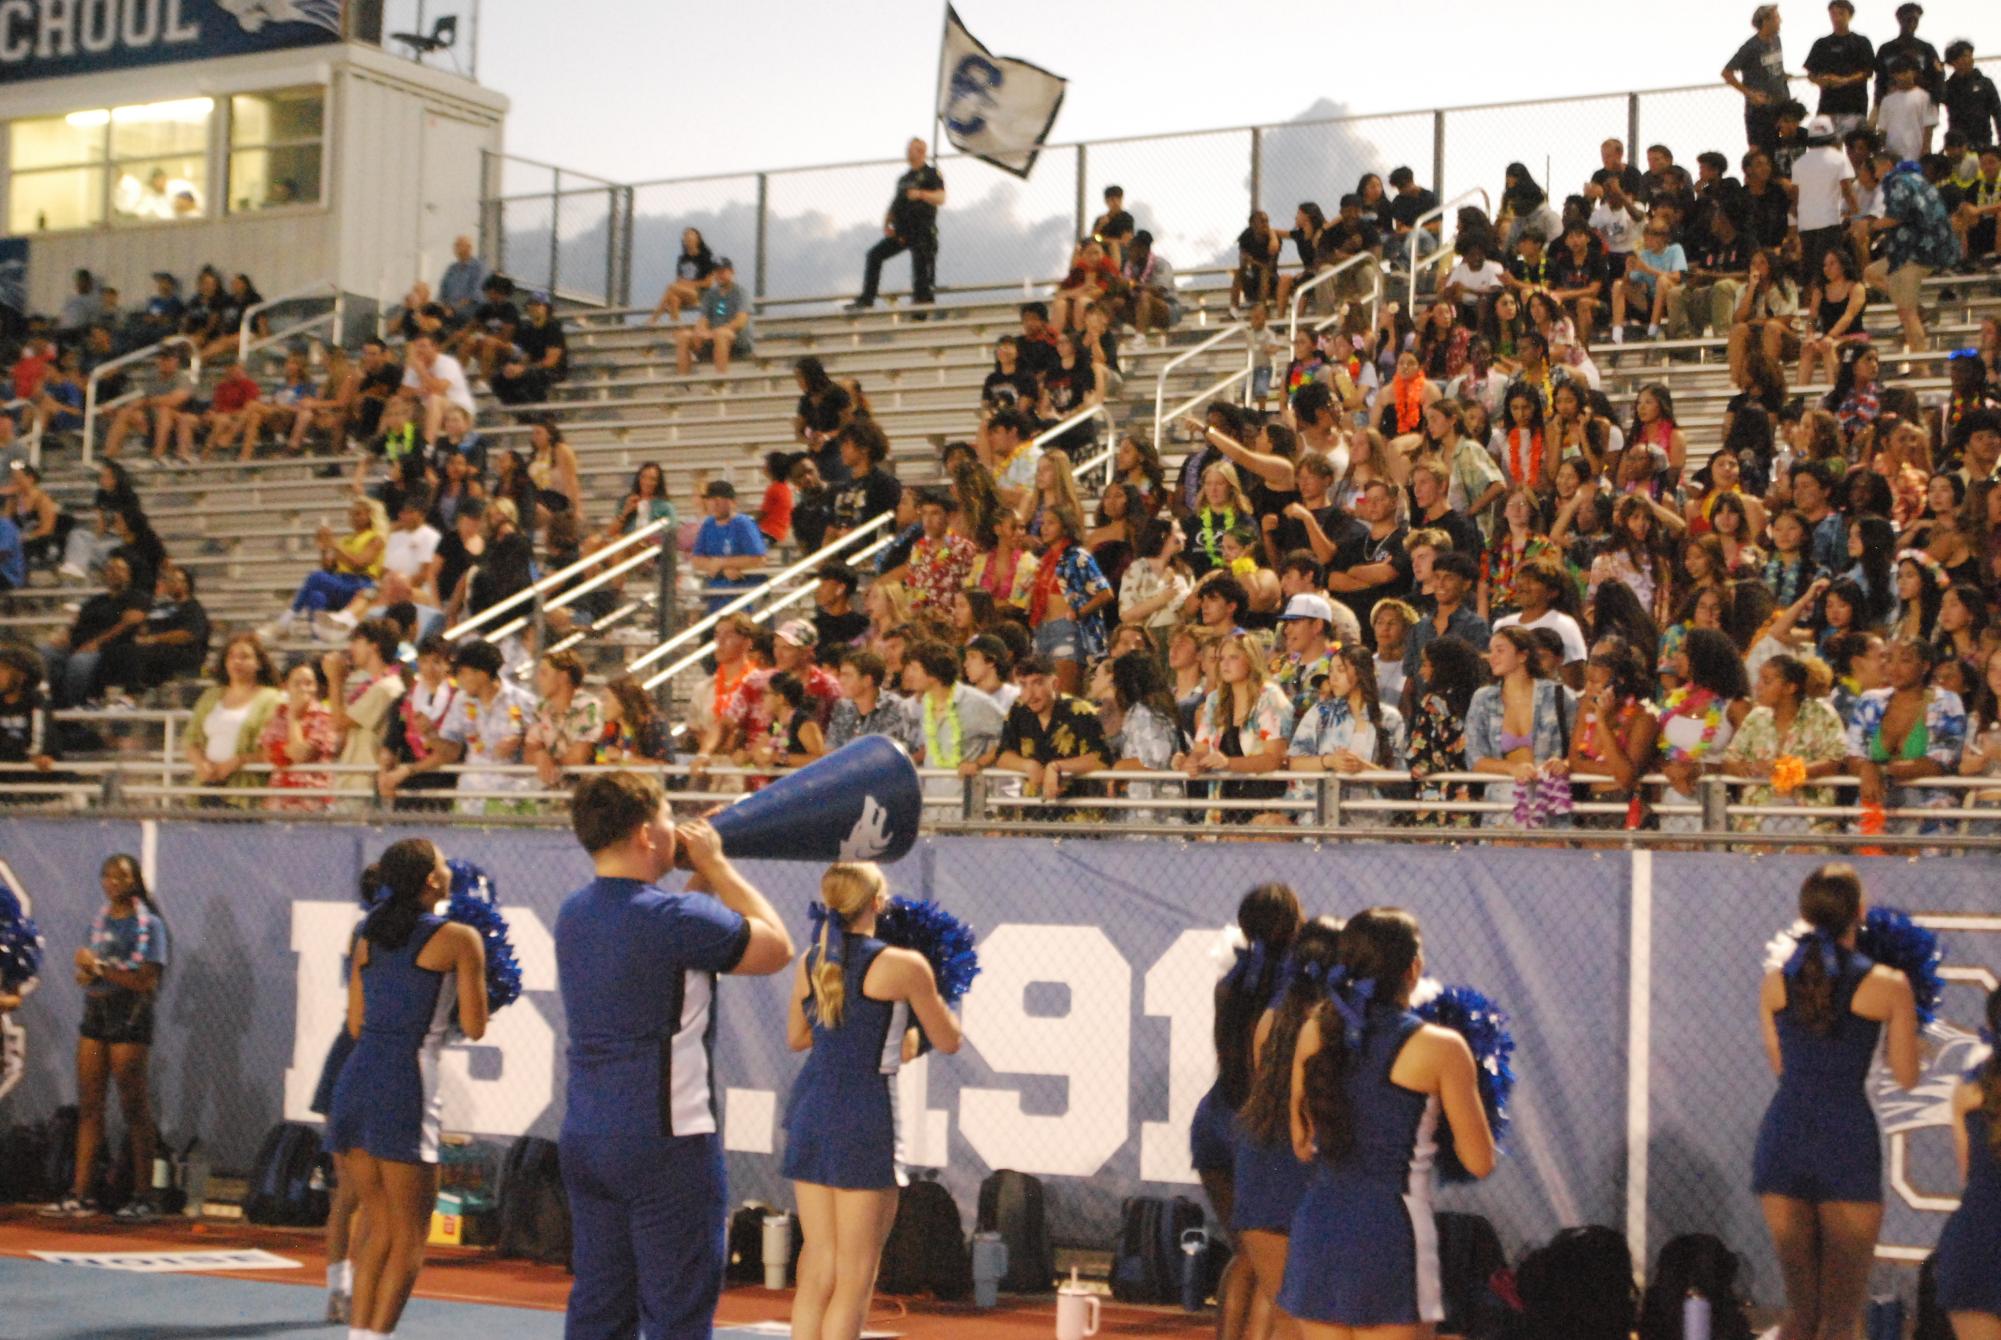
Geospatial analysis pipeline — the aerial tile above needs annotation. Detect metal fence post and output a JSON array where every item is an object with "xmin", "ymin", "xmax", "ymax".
[
  {"xmin": 604, "ymin": 186, "xmax": 619, "ymax": 310},
  {"xmin": 1074, "ymin": 143, "xmax": 1088, "ymax": 241},
  {"xmin": 1627, "ymin": 94, "xmax": 1642, "ymax": 167},
  {"xmin": 754, "ymin": 173, "xmax": 769, "ymax": 300},
  {"xmin": 478, "ymin": 149, "xmax": 500, "ymax": 271},
  {"xmin": 1432, "ymin": 111, "xmax": 1447, "ymax": 199},
  {"xmin": 1700, "ymin": 775, "xmax": 1730, "ymax": 837},
  {"xmin": 1249, "ymin": 126, "xmax": 1262, "ymax": 217},
  {"xmin": 654, "ymin": 541, "xmax": 679, "ymax": 717},
  {"xmin": 548, "ymin": 171, "xmax": 563, "ymax": 299},
  {"xmin": 619, "ymin": 185, "xmax": 636, "ymax": 308}
]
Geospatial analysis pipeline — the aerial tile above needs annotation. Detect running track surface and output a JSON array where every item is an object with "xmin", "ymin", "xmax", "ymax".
[{"xmin": 0, "ymin": 1210, "xmax": 1205, "ymax": 1338}]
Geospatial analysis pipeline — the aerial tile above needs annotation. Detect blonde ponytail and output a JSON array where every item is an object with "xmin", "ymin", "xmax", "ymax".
[{"xmin": 810, "ymin": 862, "xmax": 887, "ymax": 1030}]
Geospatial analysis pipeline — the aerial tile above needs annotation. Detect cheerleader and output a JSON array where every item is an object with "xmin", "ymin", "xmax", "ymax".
[
  {"xmin": 327, "ymin": 839, "xmax": 488, "ymax": 1340},
  {"xmin": 1194, "ymin": 884, "xmax": 1303, "ymax": 1340},
  {"xmin": 311, "ymin": 862, "xmax": 377, "ymax": 1326},
  {"xmin": 1933, "ymin": 986, "xmax": 2001, "ymax": 1340},
  {"xmin": 1280, "ymin": 908, "xmax": 1496, "ymax": 1338},
  {"xmin": 1753, "ymin": 865, "xmax": 1919, "ymax": 1340},
  {"xmin": 786, "ymin": 863, "xmax": 961, "ymax": 1340},
  {"xmin": 1232, "ymin": 916, "xmax": 1344, "ymax": 1339},
  {"xmin": 41, "ymin": 854, "xmax": 168, "ymax": 1220}
]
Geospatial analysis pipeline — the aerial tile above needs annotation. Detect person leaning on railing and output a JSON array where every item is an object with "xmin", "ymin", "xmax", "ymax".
[
  {"xmin": 992, "ymin": 654, "xmax": 1109, "ymax": 806},
  {"xmin": 184, "ymin": 633, "xmax": 282, "ymax": 804}
]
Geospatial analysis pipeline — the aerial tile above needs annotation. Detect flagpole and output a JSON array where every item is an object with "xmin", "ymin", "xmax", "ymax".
[{"xmin": 932, "ymin": 1, "xmax": 951, "ymax": 160}]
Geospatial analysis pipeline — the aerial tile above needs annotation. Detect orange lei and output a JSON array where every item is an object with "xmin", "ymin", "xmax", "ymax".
[
  {"xmin": 1506, "ymin": 429, "xmax": 1545, "ymax": 487},
  {"xmin": 1392, "ymin": 373, "xmax": 1426, "ymax": 434}
]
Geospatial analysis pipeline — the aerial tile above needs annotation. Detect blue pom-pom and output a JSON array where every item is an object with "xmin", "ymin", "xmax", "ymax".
[
  {"xmin": 876, "ymin": 896, "xmax": 982, "ymax": 1006},
  {"xmin": 1857, "ymin": 905, "xmax": 1946, "ymax": 1027},
  {"xmin": 0, "ymin": 883, "xmax": 43, "ymax": 992},
  {"xmin": 1414, "ymin": 983, "xmax": 1516, "ymax": 1184},
  {"xmin": 445, "ymin": 859, "xmax": 522, "ymax": 1016}
]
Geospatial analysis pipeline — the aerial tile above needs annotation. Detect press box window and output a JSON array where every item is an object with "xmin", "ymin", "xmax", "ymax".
[
  {"xmin": 229, "ymin": 88, "xmax": 326, "ymax": 212},
  {"xmin": 7, "ymin": 110, "xmax": 108, "ymax": 233},
  {"xmin": 108, "ymin": 98, "xmax": 213, "ymax": 223}
]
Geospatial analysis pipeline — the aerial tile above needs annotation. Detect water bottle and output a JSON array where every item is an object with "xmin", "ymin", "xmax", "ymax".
[
  {"xmin": 1683, "ymin": 1292, "xmax": 1711, "ymax": 1340},
  {"xmin": 761, "ymin": 1213, "xmax": 791, "ymax": 1290},
  {"xmin": 1179, "ymin": 1227, "xmax": 1210, "ymax": 1312},
  {"xmin": 180, "ymin": 1139, "xmax": 209, "ymax": 1218},
  {"xmin": 1055, "ymin": 1267, "xmax": 1100, "ymax": 1340},
  {"xmin": 970, "ymin": 1230, "xmax": 1008, "ymax": 1309}
]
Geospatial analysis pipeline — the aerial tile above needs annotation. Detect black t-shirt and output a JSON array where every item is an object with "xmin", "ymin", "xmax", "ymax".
[
  {"xmin": 1877, "ymin": 36, "xmax": 1943, "ymax": 101},
  {"xmin": 982, "ymin": 368, "xmax": 1038, "ymax": 410},
  {"xmin": 1092, "ymin": 208, "xmax": 1135, "ymax": 242},
  {"xmin": 491, "ymin": 366, "xmax": 549, "ymax": 407},
  {"xmin": 0, "ymin": 688, "xmax": 54, "ymax": 764},
  {"xmin": 1388, "ymin": 188, "xmax": 1440, "ymax": 230},
  {"xmin": 360, "ymin": 362, "xmax": 402, "ymax": 403},
  {"xmin": 1288, "ymin": 226, "xmax": 1319, "ymax": 269},
  {"xmin": 1551, "ymin": 246, "xmax": 1609, "ymax": 294},
  {"xmin": 1270, "ymin": 501, "xmax": 1363, "ymax": 561},
  {"xmin": 1417, "ymin": 506, "xmax": 1484, "ymax": 560},
  {"xmin": 143, "ymin": 595, "xmax": 210, "ymax": 653},
  {"xmin": 469, "ymin": 531, "xmax": 535, "ymax": 616},
  {"xmin": 1590, "ymin": 165, "xmax": 1647, "ymax": 200},
  {"xmin": 1237, "ymin": 227, "xmax": 1279, "ymax": 262},
  {"xmin": 676, "ymin": 251, "xmax": 716, "ymax": 284},
  {"xmin": 1016, "ymin": 335, "xmax": 1060, "ymax": 381},
  {"xmin": 515, "ymin": 317, "xmax": 566, "ymax": 369},
  {"xmin": 1043, "ymin": 361, "xmax": 1093, "ymax": 417},
  {"xmin": 1340, "ymin": 524, "xmax": 1414, "ymax": 637},
  {"xmin": 474, "ymin": 299, "xmax": 519, "ymax": 335},
  {"xmin": 71, "ymin": 589, "xmax": 147, "ymax": 646},
  {"xmin": 1690, "ymin": 234, "xmax": 1751, "ymax": 277},
  {"xmin": 814, "ymin": 608, "xmax": 872, "ymax": 652},
  {"xmin": 435, "ymin": 532, "xmax": 474, "ymax": 606},
  {"xmin": 1510, "ymin": 249, "xmax": 1557, "ymax": 288},
  {"xmin": 888, "ymin": 165, "xmax": 945, "ymax": 240},
  {"xmin": 1741, "ymin": 182, "xmax": 1791, "ymax": 249},
  {"xmin": 798, "ymin": 384, "xmax": 851, "ymax": 435},
  {"xmin": 832, "ymin": 467, "xmax": 902, "ymax": 532},
  {"xmin": 1322, "ymin": 218, "xmax": 1381, "ymax": 258},
  {"xmin": 1806, "ymin": 31, "xmax": 1876, "ymax": 115},
  {"xmin": 1728, "ymin": 33, "xmax": 1791, "ymax": 103}
]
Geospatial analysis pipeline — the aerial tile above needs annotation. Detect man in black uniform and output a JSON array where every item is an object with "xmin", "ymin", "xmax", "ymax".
[
  {"xmin": 1873, "ymin": 3, "xmax": 1943, "ymax": 109},
  {"xmin": 847, "ymin": 138, "xmax": 947, "ymax": 315}
]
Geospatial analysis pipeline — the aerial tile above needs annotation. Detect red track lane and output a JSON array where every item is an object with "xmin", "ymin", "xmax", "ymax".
[{"xmin": 0, "ymin": 1209, "xmax": 1206, "ymax": 1337}]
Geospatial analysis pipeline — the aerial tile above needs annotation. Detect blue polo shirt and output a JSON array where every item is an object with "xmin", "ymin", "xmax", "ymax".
[{"xmin": 556, "ymin": 876, "xmax": 749, "ymax": 1141}]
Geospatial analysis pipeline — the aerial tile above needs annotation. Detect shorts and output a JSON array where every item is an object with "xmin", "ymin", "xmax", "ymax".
[
  {"xmin": 80, "ymin": 992, "xmax": 155, "ymax": 1047},
  {"xmin": 1033, "ymin": 617, "xmax": 1078, "ymax": 661},
  {"xmin": 1883, "ymin": 260, "xmax": 1932, "ymax": 311},
  {"xmin": 1800, "ymin": 225, "xmax": 1845, "ymax": 283}
]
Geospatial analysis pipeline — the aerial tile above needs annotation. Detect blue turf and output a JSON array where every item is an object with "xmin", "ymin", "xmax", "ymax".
[{"xmin": 0, "ymin": 1257, "xmax": 788, "ymax": 1339}]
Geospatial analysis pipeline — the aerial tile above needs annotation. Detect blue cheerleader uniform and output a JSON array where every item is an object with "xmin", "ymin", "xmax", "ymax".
[
  {"xmin": 1751, "ymin": 953, "xmax": 1883, "ymax": 1204},
  {"xmin": 782, "ymin": 934, "xmax": 909, "ymax": 1190},
  {"xmin": 1230, "ymin": 1119, "xmax": 1311, "ymax": 1235},
  {"xmin": 1190, "ymin": 1082, "xmax": 1236, "ymax": 1175},
  {"xmin": 1279, "ymin": 1005, "xmax": 1444, "ymax": 1327},
  {"xmin": 327, "ymin": 915, "xmax": 456, "ymax": 1165},
  {"xmin": 1932, "ymin": 1069, "xmax": 2001, "ymax": 1316},
  {"xmin": 309, "ymin": 930, "xmax": 361, "ymax": 1130}
]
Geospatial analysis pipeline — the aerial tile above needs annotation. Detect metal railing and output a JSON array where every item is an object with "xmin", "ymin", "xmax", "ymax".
[
  {"xmin": 239, "ymin": 280, "xmax": 346, "ymax": 366},
  {"xmin": 81, "ymin": 334, "xmax": 200, "ymax": 466},
  {"xmin": 10, "ymin": 756, "xmax": 2001, "ymax": 851},
  {"xmin": 1287, "ymin": 251, "xmax": 1383, "ymax": 349},
  {"xmin": 443, "ymin": 514, "xmax": 676, "ymax": 643},
  {"xmin": 1405, "ymin": 187, "xmax": 1493, "ymax": 316},
  {"xmin": 3, "ymin": 398, "xmax": 43, "ymax": 470},
  {"xmin": 1152, "ymin": 322, "xmax": 1246, "ymax": 456}
]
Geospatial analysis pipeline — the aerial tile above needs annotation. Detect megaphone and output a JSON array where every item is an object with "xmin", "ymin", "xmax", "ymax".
[{"xmin": 708, "ymin": 736, "xmax": 924, "ymax": 864}]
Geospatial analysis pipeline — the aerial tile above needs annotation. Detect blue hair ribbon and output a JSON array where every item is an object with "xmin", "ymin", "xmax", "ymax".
[
  {"xmin": 1223, "ymin": 940, "xmax": 1269, "ymax": 994},
  {"xmin": 1783, "ymin": 928, "xmax": 1842, "ymax": 983},
  {"xmin": 1979, "ymin": 1027, "xmax": 1996, "ymax": 1047},
  {"xmin": 1324, "ymin": 969, "xmax": 1375, "ymax": 1049}
]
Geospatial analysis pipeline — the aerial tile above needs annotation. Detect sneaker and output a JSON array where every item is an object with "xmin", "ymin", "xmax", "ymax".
[
  {"xmin": 1646, "ymin": 324, "xmax": 1663, "ymax": 339},
  {"xmin": 58, "ymin": 562, "xmax": 86, "ymax": 580},
  {"xmin": 114, "ymin": 1197, "xmax": 159, "ymax": 1222},
  {"xmin": 841, "ymin": 300, "xmax": 873, "ymax": 313},
  {"xmin": 40, "ymin": 1195, "xmax": 95, "ymax": 1218},
  {"xmin": 1609, "ymin": 327, "xmax": 1625, "ymax": 344},
  {"xmin": 325, "ymin": 1293, "xmax": 351, "ymax": 1324}
]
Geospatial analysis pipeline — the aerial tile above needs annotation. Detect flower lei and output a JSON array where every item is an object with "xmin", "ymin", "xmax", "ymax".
[
  {"xmin": 1506, "ymin": 428, "xmax": 1545, "ymax": 487},
  {"xmin": 1392, "ymin": 371, "xmax": 1427, "ymax": 434},
  {"xmin": 1771, "ymin": 755, "xmax": 1808, "ymax": 795},
  {"xmin": 1660, "ymin": 686, "xmax": 1725, "ymax": 761},
  {"xmin": 1577, "ymin": 695, "xmax": 1637, "ymax": 763},
  {"xmin": 1027, "ymin": 539, "xmax": 1068, "ymax": 627},
  {"xmin": 1895, "ymin": 548, "xmax": 1951, "ymax": 591},
  {"xmin": 90, "ymin": 903, "xmax": 153, "ymax": 973},
  {"xmin": 922, "ymin": 690, "xmax": 965, "ymax": 767}
]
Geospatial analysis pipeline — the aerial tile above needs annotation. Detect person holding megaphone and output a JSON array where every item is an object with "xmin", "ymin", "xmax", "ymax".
[{"xmin": 784, "ymin": 862, "xmax": 961, "ymax": 1340}]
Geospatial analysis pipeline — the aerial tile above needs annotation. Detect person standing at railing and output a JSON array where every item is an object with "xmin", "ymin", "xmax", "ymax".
[
  {"xmin": 826, "ymin": 648, "xmax": 917, "ymax": 756},
  {"xmin": 1846, "ymin": 635, "xmax": 1966, "ymax": 832},
  {"xmin": 689, "ymin": 479, "xmax": 768, "ymax": 617},
  {"xmin": 994, "ymin": 654, "xmax": 1110, "ymax": 806},
  {"xmin": 1466, "ymin": 626, "xmax": 1573, "ymax": 829},
  {"xmin": 327, "ymin": 621, "xmax": 406, "ymax": 804},
  {"xmin": 430, "ymin": 637, "xmax": 536, "ymax": 817},
  {"xmin": 0, "ymin": 643, "xmax": 58, "ymax": 784},
  {"xmin": 1725, "ymin": 5, "xmax": 1791, "ymax": 153},
  {"xmin": 846, "ymin": 138, "xmax": 947, "ymax": 317},
  {"xmin": 260, "ymin": 659, "xmax": 339, "ymax": 813},
  {"xmin": 526, "ymin": 651, "xmax": 603, "ymax": 791}
]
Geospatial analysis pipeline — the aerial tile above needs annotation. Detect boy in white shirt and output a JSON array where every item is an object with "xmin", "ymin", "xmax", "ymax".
[{"xmin": 1873, "ymin": 60, "xmax": 1938, "ymax": 164}]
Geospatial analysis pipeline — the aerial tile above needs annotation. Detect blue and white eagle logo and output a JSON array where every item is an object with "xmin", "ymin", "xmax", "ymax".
[{"xmin": 215, "ymin": 0, "xmax": 344, "ymax": 36}]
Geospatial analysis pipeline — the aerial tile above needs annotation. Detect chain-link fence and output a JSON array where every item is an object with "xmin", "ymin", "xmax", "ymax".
[
  {"xmin": 482, "ymin": 60, "xmax": 2001, "ymax": 314},
  {"xmin": 5, "ymin": 815, "xmax": 1996, "ymax": 1300}
]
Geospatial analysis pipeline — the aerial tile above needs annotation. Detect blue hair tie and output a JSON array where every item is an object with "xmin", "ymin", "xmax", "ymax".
[
  {"xmin": 370, "ymin": 883, "xmax": 394, "ymax": 908},
  {"xmin": 1223, "ymin": 940, "xmax": 1269, "ymax": 994},
  {"xmin": 1980, "ymin": 1026, "xmax": 1997, "ymax": 1048},
  {"xmin": 1783, "ymin": 928, "xmax": 1842, "ymax": 983},
  {"xmin": 1324, "ymin": 968, "xmax": 1375, "ymax": 1049}
]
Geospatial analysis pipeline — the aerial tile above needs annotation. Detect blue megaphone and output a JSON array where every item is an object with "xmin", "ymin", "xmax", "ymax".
[{"xmin": 709, "ymin": 736, "xmax": 924, "ymax": 864}]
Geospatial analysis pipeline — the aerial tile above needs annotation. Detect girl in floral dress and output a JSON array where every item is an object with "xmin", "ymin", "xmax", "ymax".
[{"xmin": 261, "ymin": 660, "xmax": 338, "ymax": 812}]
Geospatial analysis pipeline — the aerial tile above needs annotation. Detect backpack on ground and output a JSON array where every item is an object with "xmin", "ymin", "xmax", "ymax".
[
  {"xmin": 976, "ymin": 1169, "xmax": 1053, "ymax": 1294},
  {"xmin": 243, "ymin": 1122, "xmax": 329, "ymax": 1226},
  {"xmin": 878, "ymin": 1175, "xmax": 972, "ymax": 1300},
  {"xmin": 1435, "ymin": 1211, "xmax": 1511, "ymax": 1340},
  {"xmin": 1109, "ymin": 1194, "xmax": 1204, "ymax": 1304},
  {"xmin": 0, "ymin": 1121, "xmax": 52, "ymax": 1202},
  {"xmin": 494, "ymin": 1136, "xmax": 571, "ymax": 1268}
]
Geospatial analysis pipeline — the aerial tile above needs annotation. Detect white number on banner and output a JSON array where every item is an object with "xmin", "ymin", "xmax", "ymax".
[
  {"xmin": 284, "ymin": 901, "xmax": 360, "ymax": 1122},
  {"xmin": 958, "ymin": 925, "xmax": 1130, "ymax": 1177},
  {"xmin": 1138, "ymin": 930, "xmax": 1221, "ymax": 1185}
]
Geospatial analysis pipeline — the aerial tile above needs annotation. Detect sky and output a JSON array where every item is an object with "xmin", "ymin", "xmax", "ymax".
[{"xmin": 454, "ymin": 0, "xmax": 1998, "ymax": 184}]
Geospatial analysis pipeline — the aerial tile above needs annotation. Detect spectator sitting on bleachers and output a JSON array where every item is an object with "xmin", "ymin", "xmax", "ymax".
[
  {"xmin": 236, "ymin": 351, "xmax": 319, "ymax": 459},
  {"xmin": 0, "ymin": 642, "xmax": 57, "ymax": 776},
  {"xmin": 1118, "ymin": 232, "xmax": 1179, "ymax": 344},
  {"xmin": 647, "ymin": 228, "xmax": 718, "ymax": 326},
  {"xmin": 457, "ymin": 502, "xmax": 536, "ymax": 649},
  {"xmin": 132, "ymin": 272, "xmax": 184, "ymax": 346},
  {"xmin": 99, "ymin": 564, "xmax": 207, "ymax": 696},
  {"xmin": 1050, "ymin": 239, "xmax": 1120, "ymax": 334},
  {"xmin": 793, "ymin": 356, "xmax": 854, "ymax": 453},
  {"xmin": 690, "ymin": 479, "xmax": 768, "ymax": 615},
  {"xmin": 0, "ymin": 509, "xmax": 22, "ymax": 595},
  {"xmin": 827, "ymin": 421, "xmax": 903, "ymax": 540},
  {"xmin": 513, "ymin": 292, "xmax": 567, "ymax": 382},
  {"xmin": 437, "ymin": 236, "xmax": 489, "ymax": 318},
  {"xmin": 194, "ymin": 357, "xmax": 262, "ymax": 459},
  {"xmin": 29, "ymin": 346, "xmax": 86, "ymax": 439},
  {"xmin": 7, "ymin": 465, "xmax": 70, "ymax": 572},
  {"xmin": 200, "ymin": 272, "xmax": 265, "ymax": 362},
  {"xmin": 675, "ymin": 257, "xmax": 753, "ymax": 376},
  {"xmin": 525, "ymin": 650, "xmax": 601, "ymax": 789},
  {"xmin": 453, "ymin": 273, "xmax": 519, "ymax": 376},
  {"xmin": 268, "ymin": 499, "xmax": 384, "ymax": 642},
  {"xmin": 401, "ymin": 333, "xmax": 476, "ymax": 448},
  {"xmin": 100, "ymin": 347, "xmax": 196, "ymax": 466},
  {"xmin": 427, "ymin": 405, "xmax": 488, "ymax": 484},
  {"xmin": 351, "ymin": 338, "xmax": 403, "ymax": 441},
  {"xmin": 39, "ymin": 556, "xmax": 146, "ymax": 709}
]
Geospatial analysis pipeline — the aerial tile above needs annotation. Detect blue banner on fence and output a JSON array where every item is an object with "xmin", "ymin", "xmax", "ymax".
[
  {"xmin": 0, "ymin": 820, "xmax": 1994, "ymax": 1299},
  {"xmin": 0, "ymin": 0, "xmax": 343, "ymax": 85}
]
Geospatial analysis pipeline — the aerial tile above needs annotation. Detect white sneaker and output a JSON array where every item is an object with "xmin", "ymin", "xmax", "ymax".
[
  {"xmin": 58, "ymin": 562, "xmax": 86, "ymax": 580},
  {"xmin": 1610, "ymin": 327, "xmax": 1625, "ymax": 344},
  {"xmin": 1646, "ymin": 324, "xmax": 1663, "ymax": 339}
]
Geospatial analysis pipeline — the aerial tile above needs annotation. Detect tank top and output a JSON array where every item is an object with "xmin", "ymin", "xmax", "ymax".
[
  {"xmin": 1331, "ymin": 1005, "xmax": 1438, "ymax": 1191},
  {"xmin": 804, "ymin": 935, "xmax": 909, "ymax": 1079},
  {"xmin": 1817, "ymin": 283, "xmax": 1863, "ymax": 335},
  {"xmin": 1773, "ymin": 951, "xmax": 1881, "ymax": 1105},
  {"xmin": 358, "ymin": 914, "xmax": 455, "ymax": 1046}
]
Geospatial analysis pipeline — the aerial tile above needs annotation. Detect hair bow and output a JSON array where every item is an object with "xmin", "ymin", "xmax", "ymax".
[
  {"xmin": 1783, "ymin": 928, "xmax": 1841, "ymax": 982},
  {"xmin": 370, "ymin": 883, "xmax": 393, "ymax": 908},
  {"xmin": 1980, "ymin": 1026, "xmax": 1997, "ymax": 1048},
  {"xmin": 1325, "ymin": 968, "xmax": 1376, "ymax": 1049},
  {"xmin": 1223, "ymin": 940, "xmax": 1270, "ymax": 994}
]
